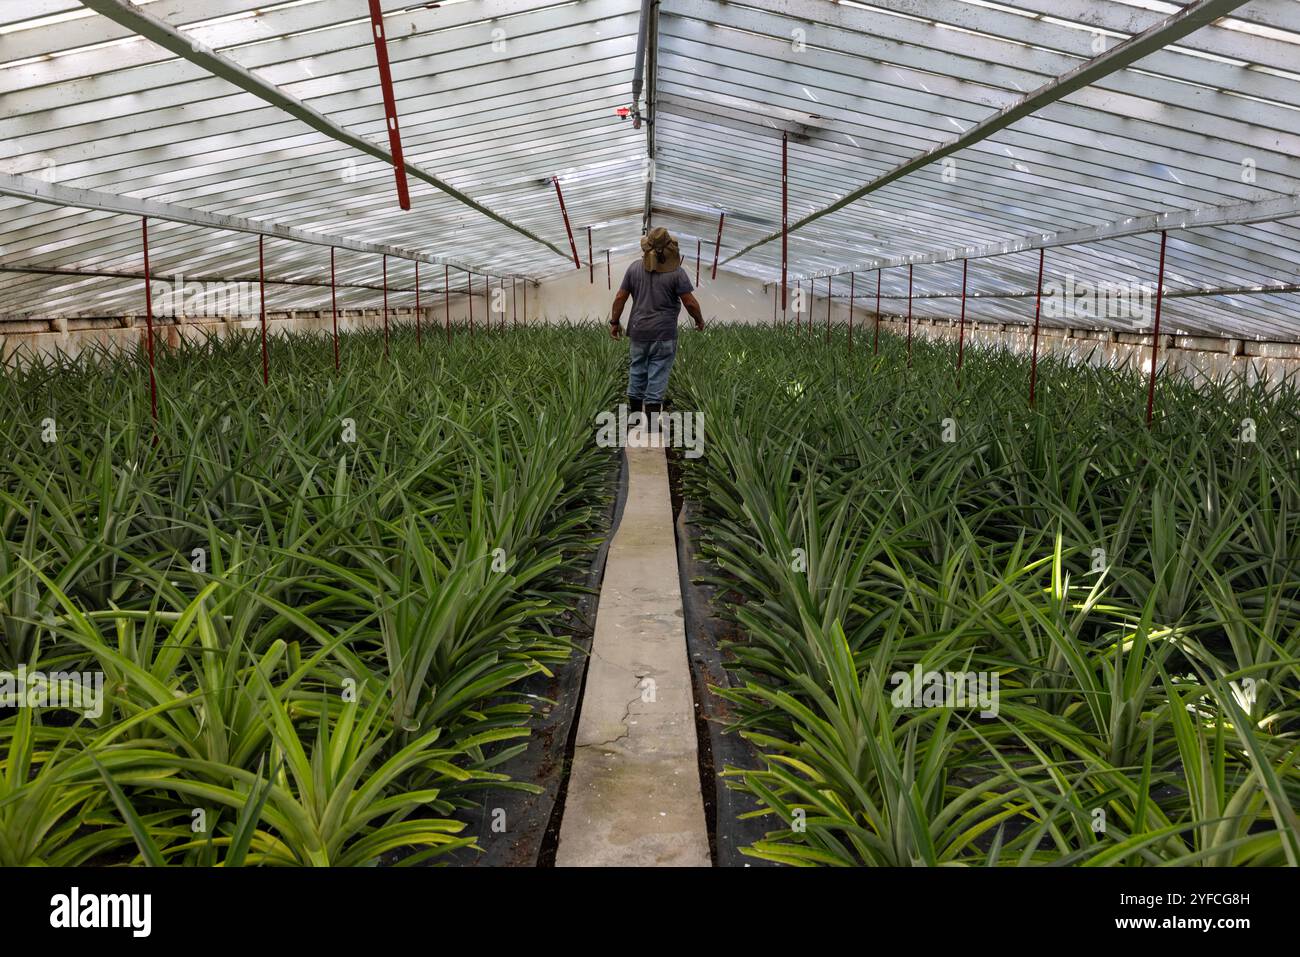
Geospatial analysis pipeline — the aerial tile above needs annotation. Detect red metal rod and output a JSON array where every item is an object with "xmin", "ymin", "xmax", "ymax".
[
  {"xmin": 711, "ymin": 212, "xmax": 725, "ymax": 280},
  {"xmin": 1146, "ymin": 229, "xmax": 1169, "ymax": 426},
  {"xmin": 1028, "ymin": 247, "xmax": 1046, "ymax": 405},
  {"xmin": 330, "ymin": 247, "xmax": 339, "ymax": 371},
  {"xmin": 607, "ymin": 249, "xmax": 611, "ymax": 289},
  {"xmin": 957, "ymin": 258, "xmax": 967, "ymax": 373},
  {"xmin": 415, "ymin": 260, "xmax": 422, "ymax": 349},
  {"xmin": 781, "ymin": 132, "xmax": 788, "ymax": 312},
  {"xmin": 588, "ymin": 226, "xmax": 594, "ymax": 284},
  {"xmin": 552, "ymin": 177, "xmax": 581, "ymax": 268},
  {"xmin": 444, "ymin": 264, "xmax": 450, "ymax": 342},
  {"xmin": 904, "ymin": 263, "xmax": 915, "ymax": 364},
  {"xmin": 259, "ymin": 234, "xmax": 269, "ymax": 385},
  {"xmin": 874, "ymin": 268, "xmax": 881, "ymax": 355},
  {"xmin": 140, "ymin": 217, "xmax": 158, "ymax": 424},
  {"xmin": 365, "ymin": 0, "xmax": 411, "ymax": 210},
  {"xmin": 382, "ymin": 253, "xmax": 390, "ymax": 357},
  {"xmin": 826, "ymin": 274, "xmax": 832, "ymax": 344},
  {"xmin": 848, "ymin": 271, "xmax": 855, "ymax": 351}
]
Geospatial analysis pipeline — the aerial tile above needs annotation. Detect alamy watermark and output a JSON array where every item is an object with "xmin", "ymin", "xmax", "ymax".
[
  {"xmin": 595, "ymin": 403, "xmax": 704, "ymax": 458},
  {"xmin": 152, "ymin": 273, "xmax": 258, "ymax": 318},
  {"xmin": 0, "ymin": 665, "xmax": 104, "ymax": 719},
  {"xmin": 1042, "ymin": 273, "xmax": 1155, "ymax": 328},
  {"xmin": 889, "ymin": 664, "xmax": 999, "ymax": 718},
  {"xmin": 50, "ymin": 887, "xmax": 151, "ymax": 937}
]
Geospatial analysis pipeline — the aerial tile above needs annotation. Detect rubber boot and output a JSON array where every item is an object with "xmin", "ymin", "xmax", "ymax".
[
  {"xmin": 643, "ymin": 402, "xmax": 662, "ymax": 445},
  {"xmin": 627, "ymin": 396, "xmax": 645, "ymax": 435}
]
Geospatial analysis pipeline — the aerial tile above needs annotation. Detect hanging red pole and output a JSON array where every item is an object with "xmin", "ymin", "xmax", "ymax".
[
  {"xmin": 848, "ymin": 271, "xmax": 855, "ymax": 351},
  {"xmin": 415, "ymin": 260, "xmax": 422, "ymax": 349},
  {"xmin": 381, "ymin": 254, "xmax": 390, "ymax": 357},
  {"xmin": 607, "ymin": 249, "xmax": 612, "ymax": 290},
  {"xmin": 957, "ymin": 258, "xmax": 968, "ymax": 374},
  {"xmin": 552, "ymin": 177, "xmax": 581, "ymax": 268},
  {"xmin": 873, "ymin": 268, "xmax": 881, "ymax": 355},
  {"xmin": 1029, "ymin": 247, "xmax": 1046, "ymax": 405},
  {"xmin": 365, "ymin": 0, "xmax": 411, "ymax": 211},
  {"xmin": 140, "ymin": 217, "xmax": 159, "ymax": 425},
  {"xmin": 711, "ymin": 212, "xmax": 725, "ymax": 280},
  {"xmin": 825, "ymin": 273, "xmax": 832, "ymax": 344},
  {"xmin": 444, "ymin": 264, "xmax": 450, "ymax": 343},
  {"xmin": 1146, "ymin": 229, "xmax": 1169, "ymax": 426},
  {"xmin": 781, "ymin": 131, "xmax": 788, "ymax": 313},
  {"xmin": 259, "ymin": 234, "xmax": 269, "ymax": 386},
  {"xmin": 588, "ymin": 227, "xmax": 594, "ymax": 283},
  {"xmin": 330, "ymin": 247, "xmax": 340, "ymax": 371},
  {"xmin": 904, "ymin": 263, "xmax": 915, "ymax": 369}
]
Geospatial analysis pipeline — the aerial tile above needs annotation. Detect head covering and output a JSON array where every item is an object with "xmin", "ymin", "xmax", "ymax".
[{"xmin": 640, "ymin": 226, "xmax": 682, "ymax": 273}]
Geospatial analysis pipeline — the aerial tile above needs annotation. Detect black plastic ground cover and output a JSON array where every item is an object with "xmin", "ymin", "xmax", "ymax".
[
  {"xmin": 434, "ymin": 452, "xmax": 629, "ymax": 867},
  {"xmin": 674, "ymin": 501, "xmax": 780, "ymax": 867}
]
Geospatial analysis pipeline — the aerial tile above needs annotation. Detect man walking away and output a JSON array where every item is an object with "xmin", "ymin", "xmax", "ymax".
[{"xmin": 609, "ymin": 227, "xmax": 705, "ymax": 435}]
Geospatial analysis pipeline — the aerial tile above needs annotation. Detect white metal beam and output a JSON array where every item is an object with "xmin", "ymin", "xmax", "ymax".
[
  {"xmin": 787, "ymin": 192, "xmax": 1300, "ymax": 280},
  {"xmin": 723, "ymin": 0, "xmax": 1256, "ymax": 266},
  {"xmin": 0, "ymin": 172, "xmax": 514, "ymax": 277},
  {"xmin": 76, "ymin": 0, "xmax": 574, "ymax": 262}
]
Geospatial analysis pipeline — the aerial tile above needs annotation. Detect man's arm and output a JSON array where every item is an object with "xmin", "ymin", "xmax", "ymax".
[
  {"xmin": 681, "ymin": 292, "xmax": 705, "ymax": 331},
  {"xmin": 610, "ymin": 288, "xmax": 630, "ymax": 339}
]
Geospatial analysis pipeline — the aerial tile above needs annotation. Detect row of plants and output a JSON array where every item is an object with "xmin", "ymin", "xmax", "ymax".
[
  {"xmin": 674, "ymin": 324, "xmax": 1300, "ymax": 866},
  {"xmin": 0, "ymin": 323, "xmax": 621, "ymax": 865}
]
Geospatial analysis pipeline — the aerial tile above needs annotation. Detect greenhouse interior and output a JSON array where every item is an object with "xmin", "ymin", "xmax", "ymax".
[{"xmin": 1, "ymin": 0, "xmax": 1298, "ymax": 920}]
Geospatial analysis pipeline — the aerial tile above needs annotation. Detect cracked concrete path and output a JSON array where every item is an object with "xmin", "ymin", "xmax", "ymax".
[{"xmin": 555, "ymin": 442, "xmax": 710, "ymax": 867}]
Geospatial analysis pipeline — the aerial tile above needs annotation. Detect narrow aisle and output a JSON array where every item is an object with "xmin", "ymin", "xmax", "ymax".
[{"xmin": 555, "ymin": 442, "xmax": 711, "ymax": 867}]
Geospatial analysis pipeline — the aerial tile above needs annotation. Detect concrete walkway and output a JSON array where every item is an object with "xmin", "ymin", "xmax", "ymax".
[{"xmin": 555, "ymin": 441, "xmax": 710, "ymax": 867}]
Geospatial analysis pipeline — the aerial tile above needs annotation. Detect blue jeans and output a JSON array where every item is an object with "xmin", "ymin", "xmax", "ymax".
[{"xmin": 627, "ymin": 338, "xmax": 677, "ymax": 403}]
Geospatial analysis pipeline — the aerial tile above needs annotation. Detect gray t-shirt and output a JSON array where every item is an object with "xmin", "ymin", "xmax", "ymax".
[{"xmin": 619, "ymin": 262, "xmax": 694, "ymax": 342}]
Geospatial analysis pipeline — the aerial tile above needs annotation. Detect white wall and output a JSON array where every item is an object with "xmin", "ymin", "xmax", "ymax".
[
  {"xmin": 0, "ymin": 295, "xmax": 485, "ymax": 364},
  {"xmin": 529, "ymin": 260, "xmax": 770, "ymax": 325},
  {"xmin": 532, "ymin": 269, "xmax": 1300, "ymax": 384},
  {"xmin": 795, "ymin": 295, "xmax": 1300, "ymax": 386},
  {"xmin": 7, "ymin": 268, "xmax": 1298, "ymax": 386}
]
